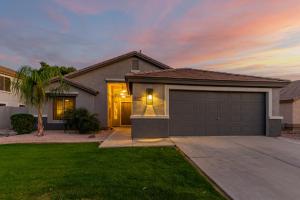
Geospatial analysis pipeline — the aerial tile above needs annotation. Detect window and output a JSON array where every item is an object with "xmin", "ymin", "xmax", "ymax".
[
  {"xmin": 131, "ymin": 59, "xmax": 139, "ymax": 71},
  {"xmin": 53, "ymin": 97, "xmax": 75, "ymax": 120},
  {"xmin": 19, "ymin": 104, "xmax": 25, "ymax": 107},
  {"xmin": 0, "ymin": 103, "xmax": 6, "ymax": 107},
  {"xmin": 0, "ymin": 75, "xmax": 11, "ymax": 92}
]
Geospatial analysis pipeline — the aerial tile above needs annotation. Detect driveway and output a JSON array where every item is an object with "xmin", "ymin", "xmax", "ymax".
[{"xmin": 172, "ymin": 136, "xmax": 300, "ymax": 200}]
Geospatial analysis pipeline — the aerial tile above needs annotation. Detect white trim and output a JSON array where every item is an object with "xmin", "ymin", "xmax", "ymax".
[
  {"xmin": 131, "ymin": 115, "xmax": 169, "ymax": 119},
  {"xmin": 33, "ymin": 114, "xmax": 48, "ymax": 117},
  {"xmin": 130, "ymin": 70, "xmax": 141, "ymax": 73},
  {"xmin": 164, "ymin": 85, "xmax": 282, "ymax": 119},
  {"xmin": 269, "ymin": 116, "xmax": 283, "ymax": 120}
]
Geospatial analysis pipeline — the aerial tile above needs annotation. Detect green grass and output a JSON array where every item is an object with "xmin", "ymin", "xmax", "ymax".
[{"xmin": 0, "ymin": 143, "xmax": 226, "ymax": 200}]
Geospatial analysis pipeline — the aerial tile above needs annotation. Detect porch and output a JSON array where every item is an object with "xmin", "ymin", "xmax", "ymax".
[{"xmin": 99, "ymin": 127, "xmax": 174, "ymax": 148}]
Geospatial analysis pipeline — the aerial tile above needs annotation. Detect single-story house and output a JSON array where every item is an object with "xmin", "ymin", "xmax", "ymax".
[
  {"xmin": 280, "ymin": 80, "xmax": 300, "ymax": 132},
  {"xmin": 39, "ymin": 51, "xmax": 289, "ymax": 137}
]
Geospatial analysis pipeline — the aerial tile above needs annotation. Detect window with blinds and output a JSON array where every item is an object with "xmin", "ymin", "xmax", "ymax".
[
  {"xmin": 0, "ymin": 75, "xmax": 11, "ymax": 92},
  {"xmin": 53, "ymin": 97, "xmax": 76, "ymax": 120}
]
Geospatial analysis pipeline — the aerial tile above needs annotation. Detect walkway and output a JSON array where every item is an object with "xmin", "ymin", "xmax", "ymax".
[{"xmin": 99, "ymin": 127, "xmax": 174, "ymax": 148}]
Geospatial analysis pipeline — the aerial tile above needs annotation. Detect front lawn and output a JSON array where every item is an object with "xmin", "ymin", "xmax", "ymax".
[{"xmin": 0, "ymin": 143, "xmax": 225, "ymax": 200}]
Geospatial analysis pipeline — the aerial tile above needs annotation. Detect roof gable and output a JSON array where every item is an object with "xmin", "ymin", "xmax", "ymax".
[
  {"xmin": 66, "ymin": 51, "xmax": 172, "ymax": 79},
  {"xmin": 50, "ymin": 78, "xmax": 98, "ymax": 96}
]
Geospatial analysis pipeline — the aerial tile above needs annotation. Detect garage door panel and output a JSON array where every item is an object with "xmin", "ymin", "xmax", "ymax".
[{"xmin": 169, "ymin": 90, "xmax": 265, "ymax": 136}]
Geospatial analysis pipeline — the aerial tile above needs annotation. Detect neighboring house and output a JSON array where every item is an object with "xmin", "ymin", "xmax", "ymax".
[
  {"xmin": 40, "ymin": 51, "xmax": 289, "ymax": 137},
  {"xmin": 0, "ymin": 65, "xmax": 23, "ymax": 107},
  {"xmin": 280, "ymin": 80, "xmax": 300, "ymax": 132},
  {"xmin": 0, "ymin": 65, "xmax": 27, "ymax": 129}
]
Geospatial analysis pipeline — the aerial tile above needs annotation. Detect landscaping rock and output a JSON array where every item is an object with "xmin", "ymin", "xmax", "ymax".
[{"xmin": 0, "ymin": 129, "xmax": 17, "ymax": 137}]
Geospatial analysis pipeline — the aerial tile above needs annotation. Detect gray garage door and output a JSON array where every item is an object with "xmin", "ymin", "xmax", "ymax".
[{"xmin": 169, "ymin": 90, "xmax": 266, "ymax": 136}]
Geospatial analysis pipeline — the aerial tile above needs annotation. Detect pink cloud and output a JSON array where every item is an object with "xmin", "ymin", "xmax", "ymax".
[
  {"xmin": 54, "ymin": 0, "xmax": 108, "ymax": 14},
  {"xmin": 46, "ymin": 8, "xmax": 70, "ymax": 32},
  {"xmin": 126, "ymin": 0, "xmax": 300, "ymax": 69},
  {"xmin": 0, "ymin": 53, "xmax": 22, "ymax": 65}
]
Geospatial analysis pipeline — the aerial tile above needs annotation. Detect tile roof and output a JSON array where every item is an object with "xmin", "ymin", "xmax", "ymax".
[
  {"xmin": 280, "ymin": 80, "xmax": 300, "ymax": 101},
  {"xmin": 126, "ymin": 68, "xmax": 289, "ymax": 83},
  {"xmin": 0, "ymin": 65, "xmax": 16, "ymax": 77},
  {"xmin": 51, "ymin": 77, "xmax": 99, "ymax": 96}
]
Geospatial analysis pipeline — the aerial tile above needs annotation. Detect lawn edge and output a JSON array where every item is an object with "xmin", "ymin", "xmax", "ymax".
[{"xmin": 174, "ymin": 145, "xmax": 233, "ymax": 200}]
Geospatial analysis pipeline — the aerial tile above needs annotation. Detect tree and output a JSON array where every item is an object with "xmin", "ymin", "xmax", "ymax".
[
  {"xmin": 12, "ymin": 65, "xmax": 64, "ymax": 136},
  {"xmin": 40, "ymin": 61, "xmax": 76, "ymax": 75}
]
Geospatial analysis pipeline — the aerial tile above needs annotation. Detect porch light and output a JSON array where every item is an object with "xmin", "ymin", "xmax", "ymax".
[{"xmin": 146, "ymin": 88, "xmax": 153, "ymax": 105}]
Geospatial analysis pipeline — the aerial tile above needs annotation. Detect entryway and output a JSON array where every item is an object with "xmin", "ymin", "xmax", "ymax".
[{"xmin": 107, "ymin": 83, "xmax": 132, "ymax": 127}]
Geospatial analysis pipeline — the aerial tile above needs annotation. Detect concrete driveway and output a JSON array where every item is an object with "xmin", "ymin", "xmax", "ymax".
[{"xmin": 171, "ymin": 136, "xmax": 300, "ymax": 200}]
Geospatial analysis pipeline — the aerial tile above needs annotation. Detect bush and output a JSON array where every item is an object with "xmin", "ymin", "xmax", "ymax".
[
  {"xmin": 10, "ymin": 113, "xmax": 35, "ymax": 134},
  {"xmin": 64, "ymin": 108, "xmax": 100, "ymax": 134}
]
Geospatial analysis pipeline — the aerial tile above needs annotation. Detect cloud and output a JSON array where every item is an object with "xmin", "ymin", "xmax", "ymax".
[
  {"xmin": 46, "ymin": 7, "xmax": 70, "ymax": 33},
  {"xmin": 54, "ymin": 0, "xmax": 111, "ymax": 15},
  {"xmin": 0, "ymin": 53, "xmax": 22, "ymax": 65},
  {"xmin": 0, "ymin": 19, "xmax": 95, "ymax": 68},
  {"xmin": 1, "ymin": 0, "xmax": 300, "ymax": 79}
]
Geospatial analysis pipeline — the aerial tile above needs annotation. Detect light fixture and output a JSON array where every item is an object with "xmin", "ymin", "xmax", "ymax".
[{"xmin": 146, "ymin": 88, "xmax": 153, "ymax": 105}]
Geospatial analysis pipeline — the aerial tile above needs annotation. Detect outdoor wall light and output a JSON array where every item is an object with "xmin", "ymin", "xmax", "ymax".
[{"xmin": 146, "ymin": 88, "xmax": 153, "ymax": 105}]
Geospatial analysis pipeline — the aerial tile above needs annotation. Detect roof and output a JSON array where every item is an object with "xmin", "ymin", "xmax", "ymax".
[
  {"xmin": 126, "ymin": 68, "xmax": 290, "ymax": 88},
  {"xmin": 0, "ymin": 65, "xmax": 16, "ymax": 77},
  {"xmin": 66, "ymin": 51, "xmax": 172, "ymax": 79},
  {"xmin": 51, "ymin": 77, "xmax": 99, "ymax": 96},
  {"xmin": 280, "ymin": 80, "xmax": 300, "ymax": 101}
]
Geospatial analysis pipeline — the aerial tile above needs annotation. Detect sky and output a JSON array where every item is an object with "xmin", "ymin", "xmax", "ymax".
[{"xmin": 1, "ymin": 0, "xmax": 300, "ymax": 80}]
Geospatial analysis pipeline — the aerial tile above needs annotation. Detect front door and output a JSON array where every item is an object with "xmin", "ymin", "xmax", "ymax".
[{"xmin": 121, "ymin": 102, "xmax": 132, "ymax": 125}]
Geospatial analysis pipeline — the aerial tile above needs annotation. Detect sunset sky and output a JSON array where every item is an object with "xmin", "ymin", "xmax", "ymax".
[{"xmin": 1, "ymin": 0, "xmax": 300, "ymax": 80}]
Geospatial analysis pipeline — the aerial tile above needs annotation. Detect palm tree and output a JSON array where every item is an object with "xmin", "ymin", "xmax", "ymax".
[{"xmin": 12, "ymin": 65, "xmax": 64, "ymax": 136}]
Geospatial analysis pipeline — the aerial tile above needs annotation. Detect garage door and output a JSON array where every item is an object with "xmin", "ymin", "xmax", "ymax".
[{"xmin": 169, "ymin": 90, "xmax": 266, "ymax": 136}]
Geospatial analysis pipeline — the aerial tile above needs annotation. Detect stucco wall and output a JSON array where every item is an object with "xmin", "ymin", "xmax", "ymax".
[
  {"xmin": 272, "ymin": 88, "xmax": 281, "ymax": 116},
  {"xmin": 30, "ymin": 84, "xmax": 96, "ymax": 125},
  {"xmin": 132, "ymin": 83, "xmax": 165, "ymax": 116},
  {"xmin": 69, "ymin": 57, "xmax": 164, "ymax": 126},
  {"xmin": 280, "ymin": 102, "xmax": 293, "ymax": 124},
  {"xmin": 293, "ymin": 99, "xmax": 300, "ymax": 124},
  {"xmin": 0, "ymin": 91, "xmax": 21, "ymax": 107},
  {"xmin": 47, "ymin": 86, "xmax": 95, "ymax": 124}
]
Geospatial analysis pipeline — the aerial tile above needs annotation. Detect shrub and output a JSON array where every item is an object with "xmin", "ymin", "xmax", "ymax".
[
  {"xmin": 64, "ymin": 108, "xmax": 100, "ymax": 134},
  {"xmin": 10, "ymin": 113, "xmax": 35, "ymax": 134}
]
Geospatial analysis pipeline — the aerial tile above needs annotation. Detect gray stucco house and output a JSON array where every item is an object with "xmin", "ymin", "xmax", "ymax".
[
  {"xmin": 280, "ymin": 80, "xmax": 300, "ymax": 132},
  {"xmin": 40, "ymin": 51, "xmax": 289, "ymax": 138}
]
